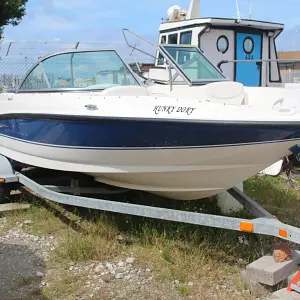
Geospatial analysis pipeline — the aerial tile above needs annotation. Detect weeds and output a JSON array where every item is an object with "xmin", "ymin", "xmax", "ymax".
[
  {"xmin": 65, "ymin": 234, "xmax": 95, "ymax": 261},
  {"xmin": 177, "ymin": 285, "xmax": 191, "ymax": 296},
  {"xmin": 43, "ymin": 274, "xmax": 85, "ymax": 299},
  {"xmin": 245, "ymin": 175, "xmax": 300, "ymax": 226}
]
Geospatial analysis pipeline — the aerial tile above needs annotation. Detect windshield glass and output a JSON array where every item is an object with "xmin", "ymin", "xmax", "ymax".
[
  {"xmin": 161, "ymin": 45, "xmax": 225, "ymax": 83},
  {"xmin": 19, "ymin": 50, "xmax": 139, "ymax": 91}
]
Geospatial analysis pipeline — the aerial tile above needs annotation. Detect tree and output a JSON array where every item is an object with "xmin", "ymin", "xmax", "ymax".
[{"xmin": 0, "ymin": 0, "xmax": 28, "ymax": 38}]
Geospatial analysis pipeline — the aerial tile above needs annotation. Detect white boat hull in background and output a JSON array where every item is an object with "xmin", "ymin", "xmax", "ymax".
[
  {"xmin": 260, "ymin": 159, "xmax": 284, "ymax": 176},
  {"xmin": 0, "ymin": 136, "xmax": 296, "ymax": 200}
]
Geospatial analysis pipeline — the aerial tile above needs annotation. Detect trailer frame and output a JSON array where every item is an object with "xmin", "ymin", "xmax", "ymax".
[{"xmin": 0, "ymin": 155, "xmax": 299, "ymax": 244}]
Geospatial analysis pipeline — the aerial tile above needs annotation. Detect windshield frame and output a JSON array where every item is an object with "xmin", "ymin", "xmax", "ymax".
[
  {"xmin": 16, "ymin": 49, "xmax": 142, "ymax": 93},
  {"xmin": 159, "ymin": 44, "xmax": 226, "ymax": 85}
]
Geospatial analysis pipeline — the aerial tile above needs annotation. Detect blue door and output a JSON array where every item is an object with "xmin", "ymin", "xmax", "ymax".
[{"xmin": 235, "ymin": 33, "xmax": 262, "ymax": 86}]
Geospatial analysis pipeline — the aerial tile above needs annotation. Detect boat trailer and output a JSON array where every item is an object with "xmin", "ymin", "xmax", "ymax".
[{"xmin": 0, "ymin": 155, "xmax": 300, "ymax": 245}]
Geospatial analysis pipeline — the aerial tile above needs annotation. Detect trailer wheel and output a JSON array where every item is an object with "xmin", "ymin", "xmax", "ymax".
[{"xmin": 0, "ymin": 183, "xmax": 10, "ymax": 204}]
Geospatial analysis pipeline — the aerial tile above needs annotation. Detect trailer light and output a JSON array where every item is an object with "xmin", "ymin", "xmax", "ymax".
[
  {"xmin": 240, "ymin": 222, "xmax": 253, "ymax": 233},
  {"xmin": 279, "ymin": 229, "xmax": 288, "ymax": 238},
  {"xmin": 0, "ymin": 178, "xmax": 5, "ymax": 183}
]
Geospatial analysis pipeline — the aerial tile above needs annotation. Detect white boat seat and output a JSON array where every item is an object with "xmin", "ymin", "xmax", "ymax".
[
  {"xmin": 101, "ymin": 86, "xmax": 150, "ymax": 96},
  {"xmin": 205, "ymin": 81, "xmax": 248, "ymax": 105},
  {"xmin": 148, "ymin": 68, "xmax": 172, "ymax": 82}
]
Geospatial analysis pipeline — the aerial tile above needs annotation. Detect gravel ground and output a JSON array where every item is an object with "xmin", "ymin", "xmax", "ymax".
[
  {"xmin": 0, "ymin": 227, "xmax": 186, "ymax": 299},
  {"xmin": 0, "ymin": 219, "xmax": 56, "ymax": 300},
  {"xmin": 50, "ymin": 258, "xmax": 186, "ymax": 300},
  {"xmin": 0, "ymin": 217, "xmax": 187, "ymax": 300}
]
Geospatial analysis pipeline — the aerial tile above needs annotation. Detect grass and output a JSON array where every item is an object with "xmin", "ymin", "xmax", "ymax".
[
  {"xmin": 178, "ymin": 286, "xmax": 191, "ymax": 296},
  {"xmin": 54, "ymin": 229, "xmax": 122, "ymax": 263},
  {"xmin": 0, "ymin": 174, "xmax": 299, "ymax": 299},
  {"xmin": 43, "ymin": 273, "xmax": 86, "ymax": 300},
  {"xmin": 16, "ymin": 275, "xmax": 41, "ymax": 287},
  {"xmin": 245, "ymin": 175, "xmax": 300, "ymax": 227},
  {"xmin": 0, "ymin": 198, "xmax": 70, "ymax": 236}
]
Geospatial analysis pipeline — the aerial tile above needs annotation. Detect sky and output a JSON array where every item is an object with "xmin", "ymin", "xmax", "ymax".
[{"xmin": 1, "ymin": 0, "xmax": 300, "ymax": 60}]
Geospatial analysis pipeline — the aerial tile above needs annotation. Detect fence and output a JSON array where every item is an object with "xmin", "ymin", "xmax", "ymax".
[
  {"xmin": 0, "ymin": 41, "xmax": 83, "ymax": 92},
  {"xmin": 0, "ymin": 38, "xmax": 158, "ymax": 91},
  {"xmin": 280, "ymin": 67, "xmax": 300, "ymax": 83},
  {"xmin": 0, "ymin": 57, "xmax": 36, "ymax": 91}
]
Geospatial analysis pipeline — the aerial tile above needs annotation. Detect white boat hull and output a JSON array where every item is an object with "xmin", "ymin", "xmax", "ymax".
[{"xmin": 0, "ymin": 136, "xmax": 296, "ymax": 200}]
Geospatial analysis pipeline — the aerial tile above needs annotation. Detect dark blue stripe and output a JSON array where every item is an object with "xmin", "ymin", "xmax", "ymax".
[{"xmin": 0, "ymin": 118, "xmax": 300, "ymax": 148}]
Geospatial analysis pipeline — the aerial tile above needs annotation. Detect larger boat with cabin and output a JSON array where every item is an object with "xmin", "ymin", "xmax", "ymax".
[
  {"xmin": 0, "ymin": 35, "xmax": 300, "ymax": 200},
  {"xmin": 143, "ymin": 0, "xmax": 285, "ymax": 88}
]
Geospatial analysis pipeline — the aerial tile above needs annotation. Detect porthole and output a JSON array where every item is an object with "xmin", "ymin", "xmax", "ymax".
[
  {"xmin": 243, "ymin": 37, "xmax": 254, "ymax": 54},
  {"xmin": 217, "ymin": 36, "xmax": 229, "ymax": 54}
]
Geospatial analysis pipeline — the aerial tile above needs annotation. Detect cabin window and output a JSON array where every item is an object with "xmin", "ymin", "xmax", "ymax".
[
  {"xmin": 163, "ymin": 45, "xmax": 225, "ymax": 82},
  {"xmin": 158, "ymin": 35, "xmax": 167, "ymax": 65},
  {"xmin": 161, "ymin": 35, "xmax": 166, "ymax": 44},
  {"xmin": 243, "ymin": 37, "xmax": 254, "ymax": 54},
  {"xmin": 217, "ymin": 36, "xmax": 229, "ymax": 53},
  {"xmin": 180, "ymin": 31, "xmax": 192, "ymax": 45},
  {"xmin": 168, "ymin": 34, "xmax": 178, "ymax": 44}
]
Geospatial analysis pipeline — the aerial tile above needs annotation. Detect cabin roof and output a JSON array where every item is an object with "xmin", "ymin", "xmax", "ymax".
[{"xmin": 159, "ymin": 17, "xmax": 284, "ymax": 32}]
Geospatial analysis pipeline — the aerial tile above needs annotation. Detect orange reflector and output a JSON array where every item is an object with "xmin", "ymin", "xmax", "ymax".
[
  {"xmin": 279, "ymin": 229, "xmax": 288, "ymax": 238},
  {"xmin": 0, "ymin": 178, "xmax": 5, "ymax": 183},
  {"xmin": 240, "ymin": 222, "xmax": 254, "ymax": 233}
]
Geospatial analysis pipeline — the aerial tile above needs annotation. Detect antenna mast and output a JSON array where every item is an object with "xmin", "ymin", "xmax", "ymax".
[
  {"xmin": 248, "ymin": 0, "xmax": 252, "ymax": 19},
  {"xmin": 236, "ymin": 0, "xmax": 241, "ymax": 22},
  {"xmin": 187, "ymin": 0, "xmax": 201, "ymax": 19}
]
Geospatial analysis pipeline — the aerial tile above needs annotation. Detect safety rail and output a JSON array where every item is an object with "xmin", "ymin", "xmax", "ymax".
[{"xmin": 217, "ymin": 58, "xmax": 300, "ymax": 85}]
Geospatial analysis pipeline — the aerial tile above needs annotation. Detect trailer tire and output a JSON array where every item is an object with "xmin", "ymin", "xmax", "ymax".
[{"xmin": 0, "ymin": 183, "xmax": 10, "ymax": 204}]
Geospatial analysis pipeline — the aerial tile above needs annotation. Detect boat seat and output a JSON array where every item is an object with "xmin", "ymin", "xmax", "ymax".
[
  {"xmin": 148, "ymin": 67, "xmax": 171, "ymax": 81},
  {"xmin": 101, "ymin": 86, "xmax": 150, "ymax": 96},
  {"xmin": 204, "ymin": 81, "xmax": 248, "ymax": 105}
]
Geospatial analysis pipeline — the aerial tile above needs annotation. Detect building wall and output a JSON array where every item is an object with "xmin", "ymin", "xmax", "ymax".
[
  {"xmin": 280, "ymin": 64, "xmax": 300, "ymax": 83},
  {"xmin": 278, "ymin": 51, "xmax": 300, "ymax": 83}
]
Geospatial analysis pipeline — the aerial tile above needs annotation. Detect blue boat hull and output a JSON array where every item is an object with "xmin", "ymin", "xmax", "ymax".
[
  {"xmin": 0, "ymin": 115, "xmax": 299, "ymax": 200},
  {"xmin": 0, "ymin": 116, "xmax": 300, "ymax": 149}
]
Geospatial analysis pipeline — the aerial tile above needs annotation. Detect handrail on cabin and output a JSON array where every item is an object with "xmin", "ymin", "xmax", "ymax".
[{"xmin": 217, "ymin": 58, "xmax": 300, "ymax": 72}]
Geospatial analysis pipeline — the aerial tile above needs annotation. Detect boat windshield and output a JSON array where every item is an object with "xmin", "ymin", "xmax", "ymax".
[
  {"xmin": 160, "ymin": 45, "xmax": 225, "ymax": 84},
  {"xmin": 18, "ymin": 50, "xmax": 140, "ymax": 92}
]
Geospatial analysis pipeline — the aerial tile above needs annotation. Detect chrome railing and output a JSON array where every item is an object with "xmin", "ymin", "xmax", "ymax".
[{"xmin": 122, "ymin": 28, "xmax": 192, "ymax": 90}]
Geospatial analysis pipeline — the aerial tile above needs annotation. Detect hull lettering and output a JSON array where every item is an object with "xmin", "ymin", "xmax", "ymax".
[{"xmin": 154, "ymin": 105, "xmax": 196, "ymax": 116}]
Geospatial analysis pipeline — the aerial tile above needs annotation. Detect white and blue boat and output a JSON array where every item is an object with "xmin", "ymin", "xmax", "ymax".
[{"xmin": 0, "ymin": 30, "xmax": 300, "ymax": 200}]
